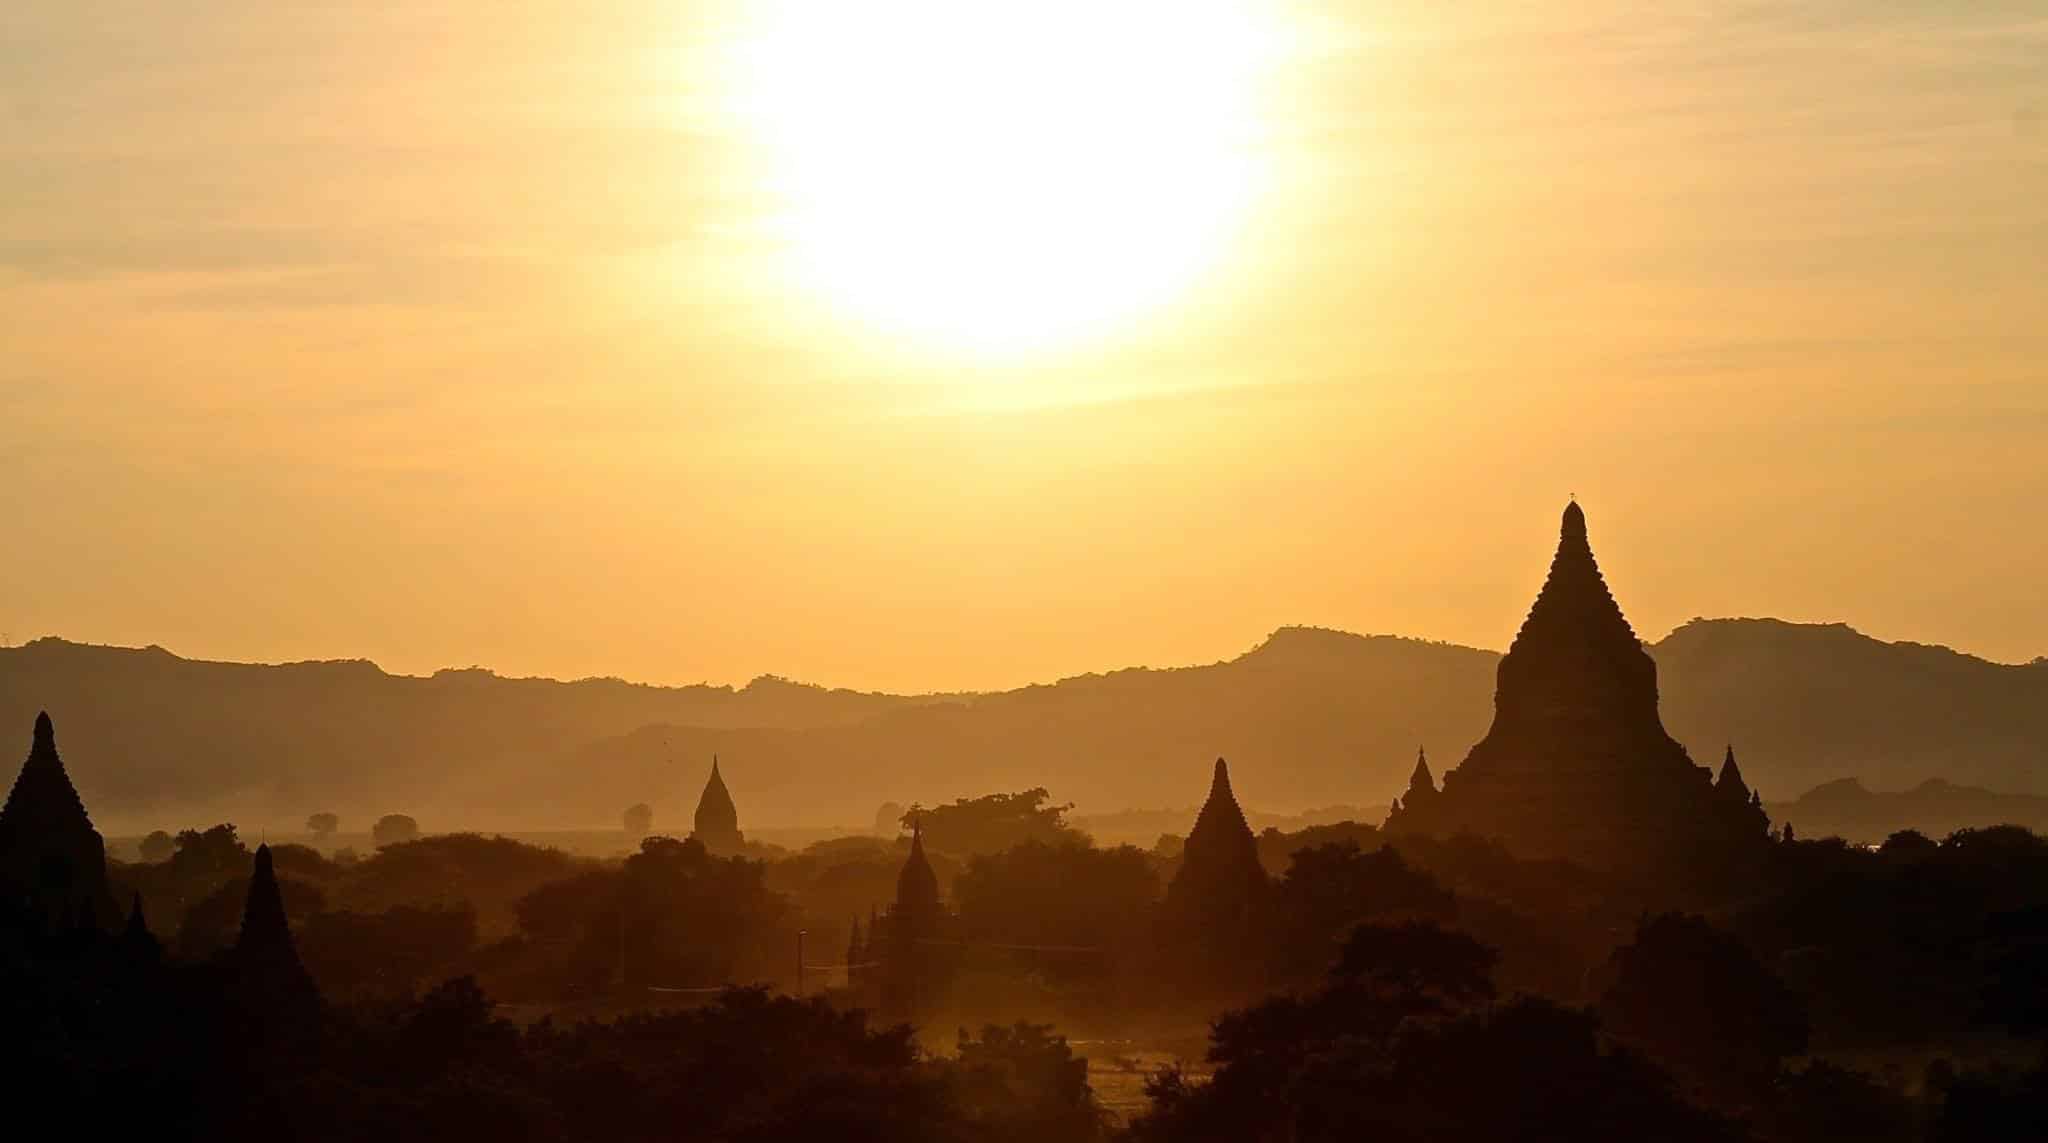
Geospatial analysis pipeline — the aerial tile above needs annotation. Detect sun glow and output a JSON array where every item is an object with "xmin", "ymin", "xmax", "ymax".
[{"xmin": 727, "ymin": 1, "xmax": 1278, "ymax": 356}]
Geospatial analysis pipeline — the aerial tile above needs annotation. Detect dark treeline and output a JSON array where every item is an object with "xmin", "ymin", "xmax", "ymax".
[{"xmin": 16, "ymin": 777, "xmax": 2048, "ymax": 1139}]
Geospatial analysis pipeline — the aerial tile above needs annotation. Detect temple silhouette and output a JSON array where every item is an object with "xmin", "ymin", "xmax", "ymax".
[
  {"xmin": 1384, "ymin": 501, "xmax": 1771, "ymax": 872},
  {"xmin": 879, "ymin": 819, "xmax": 950, "ymax": 1019},
  {"xmin": 691, "ymin": 755, "xmax": 744, "ymax": 853},
  {"xmin": 0, "ymin": 712, "xmax": 121, "ymax": 932},
  {"xmin": 1164, "ymin": 757, "xmax": 1266, "ymax": 927},
  {"xmin": 1154, "ymin": 757, "xmax": 1270, "ymax": 989}
]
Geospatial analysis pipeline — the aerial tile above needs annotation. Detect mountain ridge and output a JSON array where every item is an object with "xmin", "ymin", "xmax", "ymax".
[{"xmin": 3, "ymin": 618, "xmax": 2043, "ymax": 833}]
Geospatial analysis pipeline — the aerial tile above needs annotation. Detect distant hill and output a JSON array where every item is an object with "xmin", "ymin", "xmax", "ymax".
[
  {"xmin": 0, "ymin": 637, "xmax": 944, "ymax": 832},
  {"xmin": 1765, "ymin": 778, "xmax": 2048, "ymax": 845},
  {"xmin": 1651, "ymin": 618, "xmax": 2048, "ymax": 799},
  {"xmin": 2, "ymin": 618, "xmax": 2043, "ymax": 834}
]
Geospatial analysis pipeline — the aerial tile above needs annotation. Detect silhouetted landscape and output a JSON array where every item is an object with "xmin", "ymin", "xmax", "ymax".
[
  {"xmin": 11, "ymin": 3, "xmax": 2048, "ymax": 1138},
  {"xmin": 8, "ymin": 615, "xmax": 2045, "ymax": 837},
  {"xmin": 11, "ymin": 503, "xmax": 2048, "ymax": 1140}
]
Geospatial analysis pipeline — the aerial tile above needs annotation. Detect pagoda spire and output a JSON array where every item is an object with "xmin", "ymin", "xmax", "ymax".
[
  {"xmin": 234, "ymin": 844, "xmax": 317, "ymax": 1002},
  {"xmin": 1164, "ymin": 757, "xmax": 1267, "ymax": 922},
  {"xmin": 1715, "ymin": 745, "xmax": 1753, "ymax": 801},
  {"xmin": 880, "ymin": 817, "xmax": 949, "ymax": 1019},
  {"xmin": 1409, "ymin": 747, "xmax": 1436, "ymax": 792},
  {"xmin": 2, "ymin": 712, "xmax": 93, "ymax": 831},
  {"xmin": 1192, "ymin": 757, "xmax": 1254, "ymax": 844},
  {"xmin": 1396, "ymin": 746, "xmax": 1440, "ymax": 815},
  {"xmin": 1507, "ymin": 500, "xmax": 1640, "ymax": 656},
  {"xmin": 120, "ymin": 891, "xmax": 162, "ymax": 961},
  {"xmin": 692, "ymin": 754, "xmax": 742, "ymax": 852},
  {"xmin": 894, "ymin": 819, "xmax": 940, "ymax": 919},
  {"xmin": 846, "ymin": 914, "xmax": 866, "ymax": 986},
  {"xmin": 0, "ymin": 711, "xmax": 120, "ymax": 932}
]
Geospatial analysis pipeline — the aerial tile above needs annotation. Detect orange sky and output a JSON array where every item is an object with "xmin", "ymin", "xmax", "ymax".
[{"xmin": 4, "ymin": 2, "xmax": 2045, "ymax": 691}]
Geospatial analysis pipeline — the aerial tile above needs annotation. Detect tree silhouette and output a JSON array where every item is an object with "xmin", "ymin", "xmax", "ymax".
[
  {"xmin": 138, "ymin": 829, "xmax": 174, "ymax": 863},
  {"xmin": 954, "ymin": 840, "xmax": 1158, "ymax": 980},
  {"xmin": 901, "ymin": 788, "xmax": 1086, "ymax": 856},
  {"xmin": 1596, "ymin": 913, "xmax": 1808, "ymax": 1105},
  {"xmin": 372, "ymin": 813, "xmax": 420, "ymax": 847},
  {"xmin": 622, "ymin": 802, "xmax": 653, "ymax": 837},
  {"xmin": 1129, "ymin": 921, "xmax": 1736, "ymax": 1143}
]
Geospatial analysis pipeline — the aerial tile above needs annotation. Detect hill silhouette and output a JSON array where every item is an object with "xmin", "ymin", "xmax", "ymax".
[
  {"xmin": 1763, "ymin": 777, "xmax": 2048, "ymax": 844},
  {"xmin": 3, "ymin": 619, "xmax": 2043, "ymax": 833}
]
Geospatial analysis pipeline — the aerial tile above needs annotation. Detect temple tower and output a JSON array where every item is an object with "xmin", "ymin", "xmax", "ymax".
[
  {"xmin": 881, "ymin": 820, "xmax": 948, "ymax": 1019},
  {"xmin": 1164, "ymin": 758, "xmax": 1268, "ymax": 927},
  {"xmin": 120, "ymin": 891, "xmax": 162, "ymax": 963},
  {"xmin": 1384, "ymin": 502, "xmax": 1770, "ymax": 872},
  {"xmin": 0, "ymin": 712, "xmax": 120, "ymax": 933},
  {"xmin": 233, "ymin": 844, "xmax": 318, "ymax": 1007},
  {"xmin": 1397, "ymin": 747, "xmax": 1439, "ymax": 814},
  {"xmin": 845, "ymin": 915, "xmax": 866, "ymax": 989},
  {"xmin": 691, "ymin": 756, "xmax": 743, "ymax": 853}
]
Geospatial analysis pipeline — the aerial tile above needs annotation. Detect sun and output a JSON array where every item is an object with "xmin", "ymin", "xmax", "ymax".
[{"xmin": 725, "ymin": 1, "xmax": 1276, "ymax": 356}]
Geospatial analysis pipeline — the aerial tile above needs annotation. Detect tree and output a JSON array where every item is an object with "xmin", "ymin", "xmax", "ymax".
[
  {"xmin": 138, "ymin": 829, "xmax": 175, "ymax": 863},
  {"xmin": 373, "ymin": 813, "xmax": 420, "ymax": 847},
  {"xmin": 942, "ymin": 1023, "xmax": 1110, "ymax": 1142},
  {"xmin": 1879, "ymin": 828, "xmax": 1937, "ymax": 859},
  {"xmin": 513, "ymin": 837, "xmax": 793, "ymax": 993},
  {"xmin": 901, "ymin": 789, "xmax": 1087, "ymax": 856},
  {"xmin": 953, "ymin": 841, "xmax": 1159, "ymax": 976},
  {"xmin": 1127, "ymin": 921, "xmax": 1736, "ymax": 1143},
  {"xmin": 623, "ymin": 803, "xmax": 654, "ymax": 837},
  {"xmin": 306, "ymin": 812, "xmax": 339, "ymax": 839},
  {"xmin": 170, "ymin": 823, "xmax": 249, "ymax": 877},
  {"xmin": 1771, "ymin": 1061, "xmax": 1918, "ymax": 1143},
  {"xmin": 1597, "ymin": 913, "xmax": 1808, "ymax": 1105},
  {"xmin": 873, "ymin": 801, "xmax": 905, "ymax": 835},
  {"xmin": 1266, "ymin": 843, "xmax": 1457, "ymax": 986},
  {"xmin": 611, "ymin": 836, "xmax": 791, "ymax": 989}
]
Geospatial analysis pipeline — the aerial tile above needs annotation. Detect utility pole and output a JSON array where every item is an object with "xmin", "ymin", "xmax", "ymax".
[{"xmin": 797, "ymin": 928, "xmax": 807, "ymax": 995}]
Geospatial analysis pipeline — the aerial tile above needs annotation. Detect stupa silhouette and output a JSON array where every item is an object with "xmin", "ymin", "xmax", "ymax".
[
  {"xmin": 1164, "ymin": 757, "xmax": 1266, "ymax": 924},
  {"xmin": 691, "ymin": 755, "xmax": 743, "ymax": 853},
  {"xmin": 1385, "ymin": 501, "xmax": 1769, "ymax": 871},
  {"xmin": 0, "ymin": 712, "xmax": 120, "ymax": 932},
  {"xmin": 880, "ymin": 819, "xmax": 948, "ymax": 1018}
]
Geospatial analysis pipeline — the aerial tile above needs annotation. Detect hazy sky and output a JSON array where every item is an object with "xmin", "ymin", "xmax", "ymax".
[{"xmin": 4, "ymin": 2, "xmax": 2045, "ymax": 692}]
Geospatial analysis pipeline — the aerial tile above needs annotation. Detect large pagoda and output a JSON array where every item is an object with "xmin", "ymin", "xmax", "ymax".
[
  {"xmin": 0, "ymin": 712, "xmax": 121, "ymax": 932},
  {"xmin": 1384, "ymin": 502, "xmax": 1769, "ymax": 872}
]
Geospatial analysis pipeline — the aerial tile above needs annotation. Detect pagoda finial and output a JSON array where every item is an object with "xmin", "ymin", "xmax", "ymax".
[
  {"xmin": 1561, "ymin": 498, "xmax": 1587, "ymax": 539},
  {"xmin": 1407, "ymin": 747, "xmax": 1437, "ymax": 795},
  {"xmin": 33, "ymin": 710, "xmax": 54, "ymax": 751},
  {"xmin": 895, "ymin": 815, "xmax": 939, "ymax": 918},
  {"xmin": 1715, "ymin": 744, "xmax": 1752, "ymax": 801}
]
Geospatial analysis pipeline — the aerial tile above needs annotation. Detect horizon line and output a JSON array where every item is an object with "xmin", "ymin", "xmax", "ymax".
[{"xmin": 4, "ymin": 615, "xmax": 2040, "ymax": 699}]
